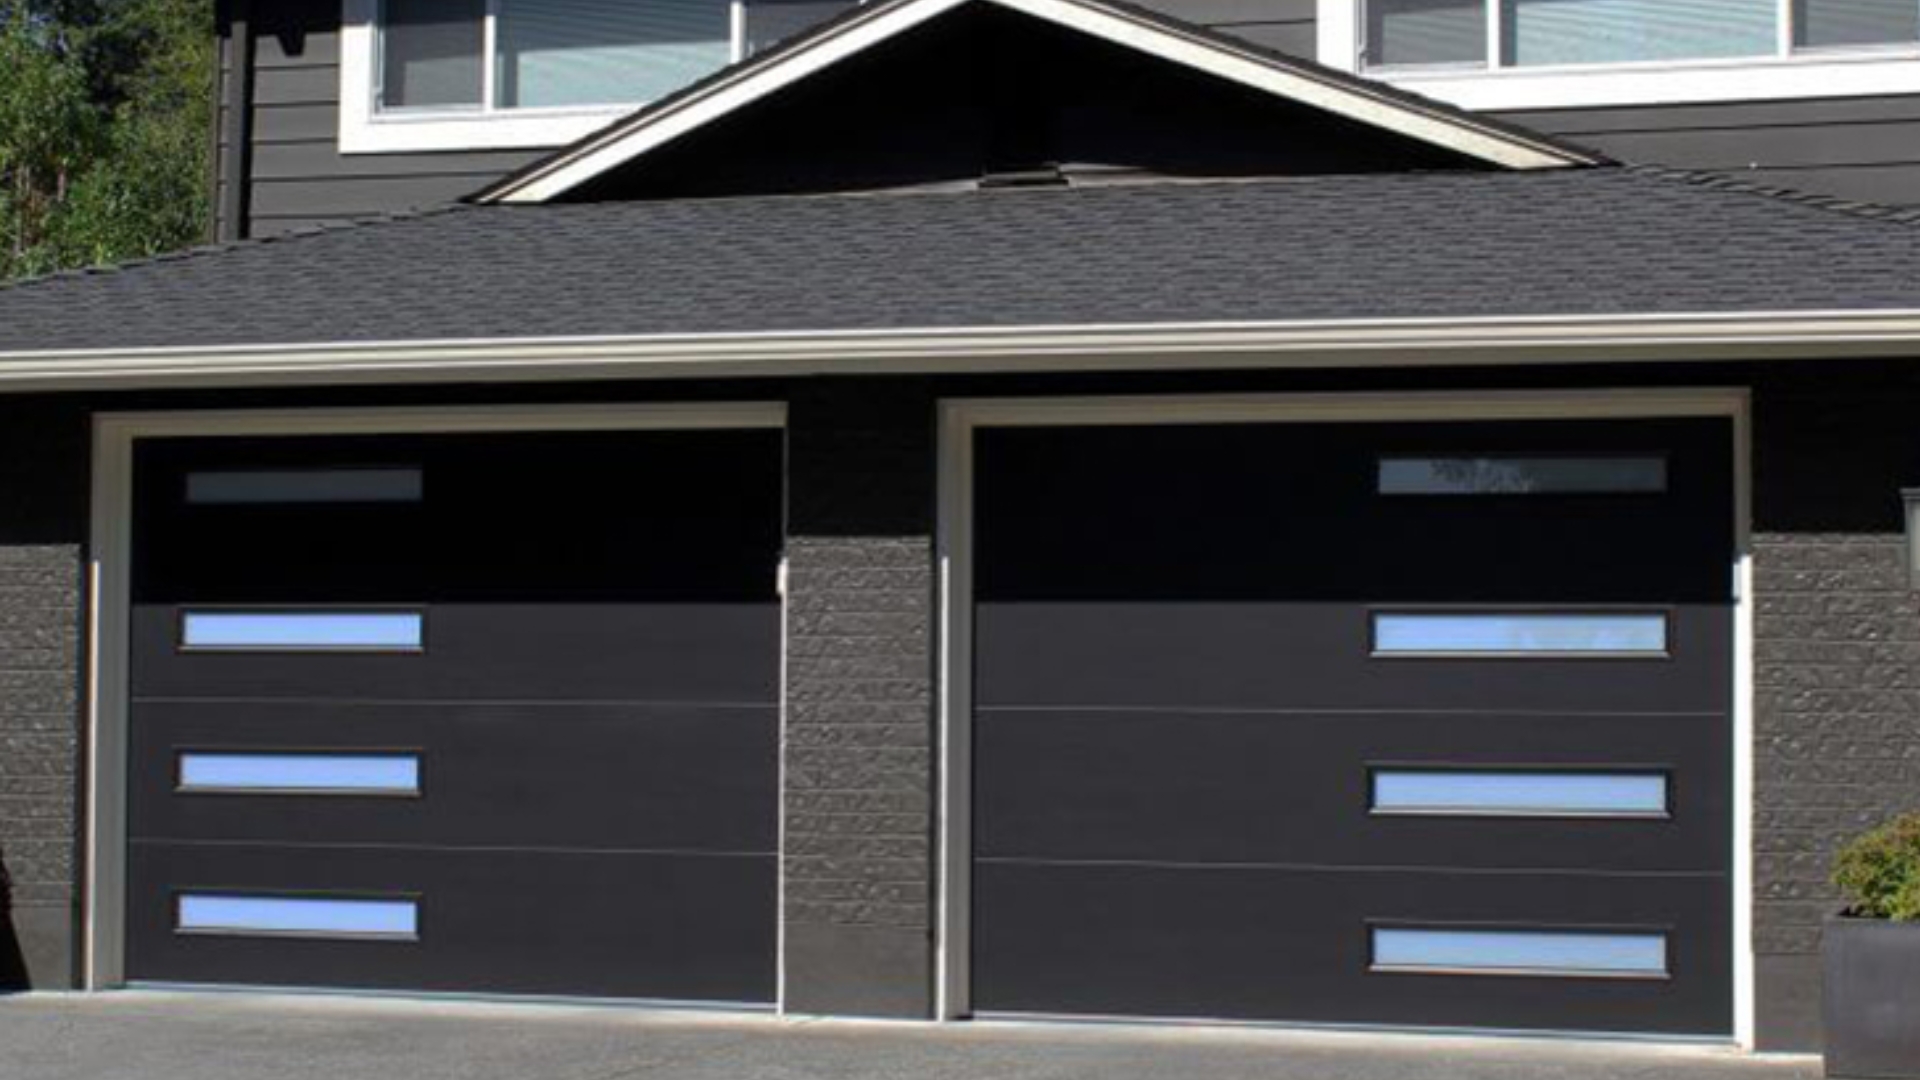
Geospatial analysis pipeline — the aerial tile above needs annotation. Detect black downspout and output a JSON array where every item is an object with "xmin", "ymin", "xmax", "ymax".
[{"xmin": 216, "ymin": 0, "xmax": 254, "ymax": 243}]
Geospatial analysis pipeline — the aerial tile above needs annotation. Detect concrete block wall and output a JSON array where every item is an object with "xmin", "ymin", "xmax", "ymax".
[
  {"xmin": 781, "ymin": 378, "xmax": 938, "ymax": 1016},
  {"xmin": 0, "ymin": 399, "xmax": 88, "ymax": 990},
  {"xmin": 1750, "ymin": 370, "xmax": 1920, "ymax": 1051}
]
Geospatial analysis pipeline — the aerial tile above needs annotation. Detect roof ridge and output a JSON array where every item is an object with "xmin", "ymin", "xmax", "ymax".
[
  {"xmin": 1626, "ymin": 163, "xmax": 1920, "ymax": 229},
  {"xmin": 0, "ymin": 202, "xmax": 481, "ymax": 296}
]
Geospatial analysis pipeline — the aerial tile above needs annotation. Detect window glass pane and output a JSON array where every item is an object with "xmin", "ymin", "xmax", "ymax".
[
  {"xmin": 1373, "ymin": 613, "xmax": 1668, "ymax": 655},
  {"xmin": 498, "ymin": 0, "xmax": 733, "ymax": 108},
  {"xmin": 381, "ymin": 0, "xmax": 485, "ymax": 109},
  {"xmin": 177, "ymin": 894, "xmax": 419, "ymax": 938},
  {"xmin": 186, "ymin": 469, "xmax": 423, "ymax": 505},
  {"xmin": 1372, "ymin": 770, "xmax": 1668, "ymax": 816},
  {"xmin": 181, "ymin": 612, "xmax": 425, "ymax": 651},
  {"xmin": 1372, "ymin": 928, "xmax": 1668, "ymax": 976},
  {"xmin": 1379, "ymin": 456, "xmax": 1666, "ymax": 495},
  {"xmin": 1366, "ymin": 0, "xmax": 1489, "ymax": 66},
  {"xmin": 178, "ymin": 753, "xmax": 421, "ymax": 794},
  {"xmin": 1504, "ymin": 0, "xmax": 1776, "ymax": 65},
  {"xmin": 1797, "ymin": 0, "xmax": 1920, "ymax": 46}
]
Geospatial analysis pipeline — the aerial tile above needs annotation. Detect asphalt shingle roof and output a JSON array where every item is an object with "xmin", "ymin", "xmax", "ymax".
[{"xmin": 1, "ymin": 166, "xmax": 1917, "ymax": 355}]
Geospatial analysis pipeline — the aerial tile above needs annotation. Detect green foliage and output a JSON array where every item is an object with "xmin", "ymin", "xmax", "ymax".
[
  {"xmin": 1834, "ymin": 813, "xmax": 1920, "ymax": 921},
  {"xmin": 0, "ymin": 0, "xmax": 211, "ymax": 281}
]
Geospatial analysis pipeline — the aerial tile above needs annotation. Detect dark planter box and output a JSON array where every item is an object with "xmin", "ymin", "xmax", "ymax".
[{"xmin": 1826, "ymin": 914, "xmax": 1920, "ymax": 1078}]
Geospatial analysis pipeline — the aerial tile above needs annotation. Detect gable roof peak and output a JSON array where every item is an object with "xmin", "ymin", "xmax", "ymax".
[{"xmin": 472, "ymin": 0, "xmax": 1605, "ymax": 205}]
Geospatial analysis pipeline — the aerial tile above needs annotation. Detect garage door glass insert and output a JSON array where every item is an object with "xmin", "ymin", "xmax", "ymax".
[
  {"xmin": 971, "ymin": 418, "xmax": 1734, "ymax": 1036},
  {"xmin": 125, "ymin": 429, "xmax": 782, "ymax": 1001}
]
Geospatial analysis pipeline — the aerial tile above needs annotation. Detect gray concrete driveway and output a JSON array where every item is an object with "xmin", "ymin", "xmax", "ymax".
[{"xmin": 0, "ymin": 991, "xmax": 1820, "ymax": 1080}]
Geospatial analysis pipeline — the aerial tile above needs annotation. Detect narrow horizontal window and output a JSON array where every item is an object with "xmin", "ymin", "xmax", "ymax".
[
  {"xmin": 1372, "ymin": 927, "xmax": 1668, "ymax": 978},
  {"xmin": 1372, "ymin": 613, "xmax": 1668, "ymax": 656},
  {"xmin": 180, "ymin": 612, "xmax": 425, "ymax": 652},
  {"xmin": 1371, "ymin": 769, "xmax": 1668, "ymax": 817},
  {"xmin": 186, "ymin": 468, "xmax": 423, "ymax": 505},
  {"xmin": 1378, "ymin": 456, "xmax": 1666, "ymax": 495},
  {"xmin": 177, "ymin": 753, "xmax": 421, "ymax": 795},
  {"xmin": 176, "ymin": 894, "xmax": 419, "ymax": 940}
]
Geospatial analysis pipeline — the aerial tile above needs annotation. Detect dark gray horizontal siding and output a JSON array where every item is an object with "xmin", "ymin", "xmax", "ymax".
[
  {"xmin": 250, "ymin": 174, "xmax": 518, "ymax": 218},
  {"xmin": 1135, "ymin": 0, "xmax": 1317, "ymax": 59},
  {"xmin": 217, "ymin": 0, "xmax": 1920, "ymax": 233},
  {"xmin": 252, "ymin": 101, "xmax": 340, "ymax": 143},
  {"xmin": 1129, "ymin": 0, "xmax": 1313, "ymax": 24},
  {"xmin": 253, "ymin": 63, "xmax": 336, "ymax": 106},
  {"xmin": 746, "ymin": 0, "xmax": 859, "ymax": 53},
  {"xmin": 1505, "ymin": 94, "xmax": 1920, "ymax": 131},
  {"xmin": 256, "ymin": 27, "xmax": 340, "ymax": 67},
  {"xmin": 1212, "ymin": 20, "xmax": 1315, "ymax": 56},
  {"xmin": 245, "ymin": 140, "xmax": 541, "ymax": 181},
  {"xmin": 1498, "ymin": 96, "xmax": 1920, "ymax": 206}
]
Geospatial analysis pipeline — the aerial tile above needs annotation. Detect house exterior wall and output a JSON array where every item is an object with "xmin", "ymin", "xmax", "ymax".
[
  {"xmin": 2, "ymin": 362, "xmax": 1917, "ymax": 1050},
  {"xmin": 783, "ymin": 379, "xmax": 939, "ymax": 1017},
  {"xmin": 1495, "ymin": 98, "xmax": 1920, "ymax": 208},
  {"xmin": 210, "ymin": 0, "xmax": 1920, "ymax": 238},
  {"xmin": 0, "ymin": 400, "xmax": 89, "ymax": 992},
  {"xmin": 1749, "ymin": 367, "xmax": 1920, "ymax": 1051}
]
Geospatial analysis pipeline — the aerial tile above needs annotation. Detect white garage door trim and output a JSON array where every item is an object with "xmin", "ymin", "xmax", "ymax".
[
  {"xmin": 933, "ymin": 388, "xmax": 1754, "ymax": 1045},
  {"xmin": 85, "ymin": 402, "xmax": 787, "ymax": 997}
]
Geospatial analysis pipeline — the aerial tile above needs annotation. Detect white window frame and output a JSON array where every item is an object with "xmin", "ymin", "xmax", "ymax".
[
  {"xmin": 1318, "ymin": 0, "xmax": 1920, "ymax": 110},
  {"xmin": 339, "ymin": 0, "xmax": 748, "ymax": 154}
]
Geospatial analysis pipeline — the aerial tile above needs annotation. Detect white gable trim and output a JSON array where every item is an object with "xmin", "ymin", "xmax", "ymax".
[{"xmin": 476, "ymin": 0, "xmax": 1595, "ymax": 204}]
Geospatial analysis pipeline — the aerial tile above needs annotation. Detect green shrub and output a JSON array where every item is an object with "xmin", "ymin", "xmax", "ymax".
[{"xmin": 1834, "ymin": 813, "xmax": 1920, "ymax": 921}]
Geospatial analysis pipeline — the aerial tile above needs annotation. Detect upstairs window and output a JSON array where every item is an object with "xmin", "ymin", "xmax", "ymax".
[
  {"xmin": 1796, "ymin": 0, "xmax": 1920, "ymax": 49},
  {"xmin": 376, "ymin": 0, "xmax": 738, "ymax": 113},
  {"xmin": 1361, "ymin": 0, "xmax": 1919, "ymax": 69}
]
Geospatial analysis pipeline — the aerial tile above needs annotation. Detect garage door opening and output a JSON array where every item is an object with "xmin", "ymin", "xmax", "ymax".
[
  {"xmin": 955, "ymin": 408, "xmax": 1737, "ymax": 1038},
  {"xmin": 113, "ymin": 419, "xmax": 783, "ymax": 1003}
]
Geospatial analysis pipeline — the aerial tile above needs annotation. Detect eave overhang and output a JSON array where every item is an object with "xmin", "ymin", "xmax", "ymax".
[{"xmin": 2, "ymin": 310, "xmax": 1917, "ymax": 393}]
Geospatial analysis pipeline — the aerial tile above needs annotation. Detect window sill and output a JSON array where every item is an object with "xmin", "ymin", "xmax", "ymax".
[
  {"xmin": 1360, "ymin": 48, "xmax": 1920, "ymax": 111},
  {"xmin": 339, "ymin": 105, "xmax": 638, "ymax": 155}
]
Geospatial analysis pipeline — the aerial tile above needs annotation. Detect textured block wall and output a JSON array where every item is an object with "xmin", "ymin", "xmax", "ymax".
[
  {"xmin": 781, "ymin": 378, "xmax": 937, "ymax": 1016},
  {"xmin": 0, "ymin": 399, "xmax": 88, "ymax": 990},
  {"xmin": 1751, "ymin": 371, "xmax": 1920, "ymax": 1050}
]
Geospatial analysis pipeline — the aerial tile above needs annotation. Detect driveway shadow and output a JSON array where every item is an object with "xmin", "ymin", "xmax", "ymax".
[{"xmin": 0, "ymin": 850, "xmax": 31, "ymax": 989}]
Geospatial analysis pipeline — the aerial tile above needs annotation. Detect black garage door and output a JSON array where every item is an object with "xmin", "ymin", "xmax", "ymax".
[
  {"xmin": 125, "ymin": 428, "xmax": 781, "ymax": 1002},
  {"xmin": 972, "ymin": 418, "xmax": 1733, "ymax": 1036}
]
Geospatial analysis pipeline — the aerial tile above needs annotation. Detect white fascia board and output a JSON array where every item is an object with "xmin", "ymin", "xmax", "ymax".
[
  {"xmin": 485, "ymin": 0, "xmax": 1586, "ymax": 203},
  {"xmin": 5, "ymin": 311, "xmax": 1920, "ymax": 391}
]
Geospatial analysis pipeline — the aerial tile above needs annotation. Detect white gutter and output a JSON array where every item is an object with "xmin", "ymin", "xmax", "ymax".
[{"xmin": 4, "ymin": 311, "xmax": 1920, "ymax": 392}]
